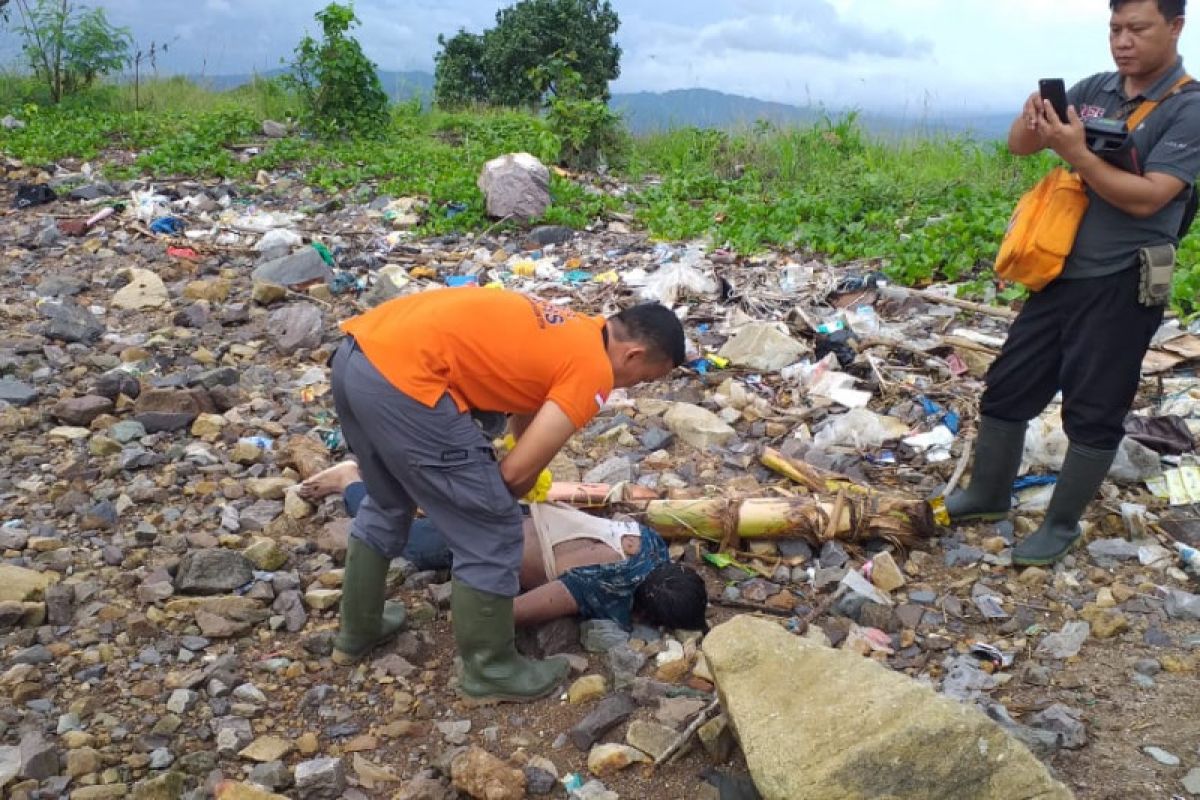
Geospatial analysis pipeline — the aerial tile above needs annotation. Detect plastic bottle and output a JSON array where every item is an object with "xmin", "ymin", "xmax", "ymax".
[{"xmin": 1177, "ymin": 542, "xmax": 1200, "ymax": 573}]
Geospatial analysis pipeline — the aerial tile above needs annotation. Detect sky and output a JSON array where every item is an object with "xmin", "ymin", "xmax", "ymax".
[{"xmin": 4, "ymin": 0, "xmax": 1200, "ymax": 114}]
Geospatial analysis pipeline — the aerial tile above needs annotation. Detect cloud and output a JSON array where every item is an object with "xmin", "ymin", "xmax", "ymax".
[
  {"xmin": 696, "ymin": 5, "xmax": 931, "ymax": 60},
  {"xmin": 204, "ymin": 0, "xmax": 232, "ymax": 12}
]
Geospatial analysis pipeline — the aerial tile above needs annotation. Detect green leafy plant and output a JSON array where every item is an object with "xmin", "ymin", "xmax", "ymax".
[
  {"xmin": 534, "ymin": 58, "xmax": 628, "ymax": 170},
  {"xmin": 286, "ymin": 2, "xmax": 389, "ymax": 138},
  {"xmin": 14, "ymin": 0, "xmax": 131, "ymax": 103},
  {"xmin": 434, "ymin": 0, "xmax": 620, "ymax": 109}
]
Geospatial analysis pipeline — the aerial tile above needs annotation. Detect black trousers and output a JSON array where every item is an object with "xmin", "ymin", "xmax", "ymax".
[{"xmin": 981, "ymin": 266, "xmax": 1164, "ymax": 450}]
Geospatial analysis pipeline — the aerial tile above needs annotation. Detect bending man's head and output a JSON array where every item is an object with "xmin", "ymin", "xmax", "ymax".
[
  {"xmin": 605, "ymin": 303, "xmax": 687, "ymax": 389},
  {"xmin": 632, "ymin": 562, "xmax": 709, "ymax": 632}
]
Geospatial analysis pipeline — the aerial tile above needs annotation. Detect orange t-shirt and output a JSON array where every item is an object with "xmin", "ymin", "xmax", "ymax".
[{"xmin": 340, "ymin": 288, "xmax": 613, "ymax": 429}]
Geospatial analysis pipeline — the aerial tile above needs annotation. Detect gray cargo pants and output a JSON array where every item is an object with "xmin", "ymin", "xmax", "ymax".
[{"xmin": 329, "ymin": 338, "xmax": 524, "ymax": 596}]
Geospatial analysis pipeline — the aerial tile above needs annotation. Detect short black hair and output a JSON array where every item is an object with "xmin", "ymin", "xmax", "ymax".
[
  {"xmin": 1110, "ymin": 0, "xmax": 1185, "ymax": 18},
  {"xmin": 633, "ymin": 563, "xmax": 709, "ymax": 632},
  {"xmin": 610, "ymin": 303, "xmax": 687, "ymax": 367}
]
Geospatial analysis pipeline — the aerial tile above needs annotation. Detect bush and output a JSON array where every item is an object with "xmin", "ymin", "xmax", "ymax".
[
  {"xmin": 14, "ymin": 0, "xmax": 131, "ymax": 103},
  {"xmin": 286, "ymin": 2, "xmax": 389, "ymax": 138},
  {"xmin": 537, "ymin": 61, "xmax": 628, "ymax": 171}
]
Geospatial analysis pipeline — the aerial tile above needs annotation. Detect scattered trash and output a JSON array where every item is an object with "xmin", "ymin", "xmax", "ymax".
[
  {"xmin": 150, "ymin": 216, "xmax": 185, "ymax": 236},
  {"xmin": 13, "ymin": 183, "xmax": 56, "ymax": 209}
]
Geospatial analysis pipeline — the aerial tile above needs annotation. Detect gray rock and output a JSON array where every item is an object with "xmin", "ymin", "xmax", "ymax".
[
  {"xmin": 524, "ymin": 765, "xmax": 557, "ymax": 795},
  {"xmin": 0, "ymin": 523, "xmax": 30, "ymax": 550},
  {"xmin": 250, "ymin": 759, "xmax": 294, "ymax": 789},
  {"xmin": 527, "ymin": 225, "xmax": 574, "ymax": 246},
  {"xmin": 1163, "ymin": 587, "xmax": 1200, "ymax": 621},
  {"xmin": 252, "ymin": 248, "xmax": 333, "ymax": 288},
  {"xmin": 35, "ymin": 275, "xmax": 85, "ymax": 298},
  {"xmin": 1030, "ymin": 703, "xmax": 1087, "ymax": 749},
  {"xmin": 262, "ymin": 120, "xmax": 288, "ymax": 138},
  {"xmin": 1143, "ymin": 746, "xmax": 1180, "ymax": 766},
  {"xmin": 1182, "ymin": 767, "xmax": 1200, "ymax": 795},
  {"xmin": 45, "ymin": 583, "xmax": 74, "ymax": 625},
  {"xmin": 93, "ymin": 371, "xmax": 142, "ymax": 401},
  {"xmin": 981, "ymin": 701, "xmax": 1063, "ymax": 758},
  {"xmin": 640, "ymin": 427, "xmax": 674, "ymax": 451},
  {"xmin": 14, "ymin": 644, "xmax": 53, "ymax": 664},
  {"xmin": 777, "ymin": 539, "xmax": 814, "ymax": 561},
  {"xmin": 569, "ymin": 692, "xmax": 636, "ymax": 751},
  {"xmin": 272, "ymin": 590, "xmax": 308, "ymax": 633},
  {"xmin": 1035, "ymin": 621, "xmax": 1090, "ymax": 660},
  {"xmin": 0, "ymin": 379, "xmax": 38, "ymax": 406},
  {"xmin": 40, "ymin": 301, "xmax": 105, "ymax": 343},
  {"xmin": 18, "ymin": 731, "xmax": 60, "ymax": 780},
  {"xmin": 1133, "ymin": 657, "xmax": 1161, "ymax": 676},
  {"xmin": 606, "ymin": 643, "xmax": 647, "ymax": 690},
  {"xmin": 149, "ymin": 747, "xmax": 174, "ymax": 769},
  {"xmin": 295, "ymin": 757, "xmax": 346, "ymax": 800},
  {"xmin": 819, "ymin": 541, "xmax": 849, "ymax": 568},
  {"xmin": 69, "ymin": 184, "xmax": 114, "ymax": 201},
  {"xmin": 580, "ymin": 619, "xmax": 631, "ymax": 653},
  {"xmin": 110, "ymin": 420, "xmax": 147, "ymax": 443},
  {"xmin": 477, "ymin": 152, "xmax": 551, "ymax": 220},
  {"xmin": 1086, "ymin": 538, "xmax": 1145, "ymax": 561},
  {"xmin": 175, "ymin": 550, "xmax": 255, "ymax": 594},
  {"xmin": 268, "ymin": 303, "xmax": 324, "ymax": 355},
  {"xmin": 584, "ymin": 455, "xmax": 634, "ymax": 485}
]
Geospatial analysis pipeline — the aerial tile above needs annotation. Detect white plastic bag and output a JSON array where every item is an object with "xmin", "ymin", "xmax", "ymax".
[
  {"xmin": 255, "ymin": 228, "xmax": 304, "ymax": 252},
  {"xmin": 813, "ymin": 408, "xmax": 896, "ymax": 450}
]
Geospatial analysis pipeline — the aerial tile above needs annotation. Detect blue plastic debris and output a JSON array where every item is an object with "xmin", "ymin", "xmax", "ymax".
[
  {"xmin": 445, "ymin": 275, "xmax": 479, "ymax": 288},
  {"xmin": 149, "ymin": 216, "xmax": 184, "ymax": 236},
  {"xmin": 1012, "ymin": 475, "xmax": 1057, "ymax": 491},
  {"xmin": 330, "ymin": 271, "xmax": 362, "ymax": 295},
  {"xmin": 445, "ymin": 201, "xmax": 469, "ymax": 218}
]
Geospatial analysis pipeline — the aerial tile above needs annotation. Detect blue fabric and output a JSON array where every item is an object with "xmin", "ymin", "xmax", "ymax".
[
  {"xmin": 343, "ymin": 482, "xmax": 453, "ymax": 571},
  {"xmin": 558, "ymin": 526, "xmax": 670, "ymax": 629}
]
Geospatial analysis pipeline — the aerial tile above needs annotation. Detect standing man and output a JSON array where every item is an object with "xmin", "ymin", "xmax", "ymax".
[
  {"xmin": 944, "ymin": 0, "xmax": 1200, "ymax": 565},
  {"xmin": 329, "ymin": 287, "xmax": 685, "ymax": 704}
]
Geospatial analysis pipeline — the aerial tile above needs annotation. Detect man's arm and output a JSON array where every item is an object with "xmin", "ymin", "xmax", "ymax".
[
  {"xmin": 1042, "ymin": 101, "xmax": 1186, "ymax": 218},
  {"xmin": 508, "ymin": 413, "xmax": 535, "ymax": 441},
  {"xmin": 498, "ymin": 400, "xmax": 576, "ymax": 498}
]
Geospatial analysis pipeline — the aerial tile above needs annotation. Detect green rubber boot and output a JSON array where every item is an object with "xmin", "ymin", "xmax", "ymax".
[
  {"xmin": 451, "ymin": 579, "xmax": 568, "ymax": 705},
  {"xmin": 942, "ymin": 416, "xmax": 1028, "ymax": 524},
  {"xmin": 332, "ymin": 538, "xmax": 407, "ymax": 665},
  {"xmin": 1013, "ymin": 443, "xmax": 1116, "ymax": 566}
]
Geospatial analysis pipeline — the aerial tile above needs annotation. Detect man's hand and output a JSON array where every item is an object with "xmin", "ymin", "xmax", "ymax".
[
  {"xmin": 1036, "ymin": 100, "xmax": 1091, "ymax": 166},
  {"xmin": 1009, "ymin": 92, "xmax": 1051, "ymax": 155},
  {"xmin": 499, "ymin": 401, "xmax": 576, "ymax": 499}
]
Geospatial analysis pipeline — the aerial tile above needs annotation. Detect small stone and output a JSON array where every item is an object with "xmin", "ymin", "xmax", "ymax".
[
  {"xmin": 1080, "ymin": 604, "xmax": 1129, "ymax": 639},
  {"xmin": 624, "ymin": 720, "xmax": 677, "ymax": 760},
  {"xmin": 240, "ymin": 735, "xmax": 293, "ymax": 763},
  {"xmin": 869, "ymin": 552, "xmax": 905, "ymax": 592},
  {"xmin": 305, "ymin": 588, "xmax": 342, "ymax": 610},
  {"xmin": 294, "ymin": 757, "xmax": 346, "ymax": 800},
  {"xmin": 1182, "ymin": 767, "xmax": 1200, "ymax": 795},
  {"xmin": 450, "ymin": 747, "xmax": 525, "ymax": 800},
  {"xmin": 586, "ymin": 743, "xmax": 651, "ymax": 776},
  {"xmin": 296, "ymin": 732, "xmax": 319, "ymax": 756},
  {"xmin": 1143, "ymin": 746, "xmax": 1180, "ymax": 766},
  {"xmin": 569, "ymin": 693, "xmax": 636, "ymax": 751},
  {"xmin": 568, "ymin": 674, "xmax": 609, "ymax": 704}
]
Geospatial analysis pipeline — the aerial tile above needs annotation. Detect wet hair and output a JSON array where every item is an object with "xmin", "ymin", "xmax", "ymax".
[
  {"xmin": 633, "ymin": 563, "xmax": 709, "ymax": 632},
  {"xmin": 1110, "ymin": 0, "xmax": 1185, "ymax": 18},
  {"xmin": 610, "ymin": 303, "xmax": 687, "ymax": 367}
]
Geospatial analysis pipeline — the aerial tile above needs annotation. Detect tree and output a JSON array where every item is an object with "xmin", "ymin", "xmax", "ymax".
[
  {"xmin": 15, "ymin": 0, "xmax": 131, "ymax": 103},
  {"xmin": 433, "ymin": 0, "xmax": 620, "ymax": 109},
  {"xmin": 286, "ymin": 2, "xmax": 389, "ymax": 137}
]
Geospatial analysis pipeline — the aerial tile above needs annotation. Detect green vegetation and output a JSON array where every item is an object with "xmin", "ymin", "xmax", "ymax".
[
  {"xmin": 13, "ymin": 0, "xmax": 132, "ymax": 103},
  {"xmin": 286, "ymin": 3, "xmax": 389, "ymax": 138},
  {"xmin": 1, "ymin": 78, "xmax": 1198, "ymax": 318},
  {"xmin": 434, "ymin": 0, "xmax": 620, "ymax": 108}
]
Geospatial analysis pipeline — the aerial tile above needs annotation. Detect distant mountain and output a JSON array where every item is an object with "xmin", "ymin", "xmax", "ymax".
[
  {"xmin": 611, "ymin": 88, "xmax": 823, "ymax": 133},
  {"xmin": 197, "ymin": 69, "xmax": 1010, "ymax": 141}
]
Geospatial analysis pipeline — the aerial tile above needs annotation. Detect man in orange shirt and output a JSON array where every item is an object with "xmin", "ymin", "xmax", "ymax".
[{"xmin": 329, "ymin": 287, "xmax": 685, "ymax": 704}]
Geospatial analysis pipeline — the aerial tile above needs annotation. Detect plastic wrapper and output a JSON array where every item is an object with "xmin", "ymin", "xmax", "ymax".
[
  {"xmin": 255, "ymin": 228, "xmax": 304, "ymax": 252},
  {"xmin": 813, "ymin": 408, "xmax": 899, "ymax": 451}
]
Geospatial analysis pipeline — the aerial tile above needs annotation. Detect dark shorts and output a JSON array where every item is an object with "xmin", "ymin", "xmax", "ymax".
[{"xmin": 557, "ymin": 526, "xmax": 671, "ymax": 629}]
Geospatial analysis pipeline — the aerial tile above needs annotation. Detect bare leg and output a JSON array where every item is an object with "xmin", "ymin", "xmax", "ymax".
[
  {"xmin": 514, "ymin": 580, "xmax": 579, "ymax": 627},
  {"xmin": 298, "ymin": 460, "xmax": 361, "ymax": 501}
]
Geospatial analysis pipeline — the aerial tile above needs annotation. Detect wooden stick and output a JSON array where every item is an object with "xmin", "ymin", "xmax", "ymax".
[
  {"xmin": 654, "ymin": 698, "xmax": 721, "ymax": 768},
  {"xmin": 709, "ymin": 595, "xmax": 794, "ymax": 618},
  {"xmin": 900, "ymin": 287, "xmax": 1018, "ymax": 321}
]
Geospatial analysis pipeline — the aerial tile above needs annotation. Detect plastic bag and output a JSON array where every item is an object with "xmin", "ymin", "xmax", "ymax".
[
  {"xmin": 639, "ymin": 252, "xmax": 719, "ymax": 306},
  {"xmin": 813, "ymin": 408, "xmax": 896, "ymax": 450},
  {"xmin": 131, "ymin": 188, "xmax": 172, "ymax": 223},
  {"xmin": 255, "ymin": 228, "xmax": 304, "ymax": 252}
]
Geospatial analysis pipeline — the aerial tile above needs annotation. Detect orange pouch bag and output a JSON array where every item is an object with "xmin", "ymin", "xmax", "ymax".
[{"xmin": 994, "ymin": 166, "xmax": 1089, "ymax": 291}]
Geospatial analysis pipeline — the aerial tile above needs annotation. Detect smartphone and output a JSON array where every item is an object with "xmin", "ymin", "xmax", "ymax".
[{"xmin": 1038, "ymin": 78, "xmax": 1069, "ymax": 123}]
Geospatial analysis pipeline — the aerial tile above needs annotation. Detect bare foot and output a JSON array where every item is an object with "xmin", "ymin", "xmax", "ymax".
[{"xmin": 298, "ymin": 460, "xmax": 361, "ymax": 501}]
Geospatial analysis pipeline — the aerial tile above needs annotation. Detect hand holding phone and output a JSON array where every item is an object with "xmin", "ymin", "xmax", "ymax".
[{"xmin": 1038, "ymin": 78, "xmax": 1069, "ymax": 123}]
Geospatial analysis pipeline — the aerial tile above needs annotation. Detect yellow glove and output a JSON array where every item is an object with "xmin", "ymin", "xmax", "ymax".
[
  {"xmin": 499, "ymin": 435, "xmax": 552, "ymax": 503},
  {"xmin": 522, "ymin": 468, "xmax": 553, "ymax": 504}
]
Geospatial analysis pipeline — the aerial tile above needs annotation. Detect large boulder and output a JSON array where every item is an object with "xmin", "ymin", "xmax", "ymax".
[
  {"xmin": 477, "ymin": 153, "xmax": 551, "ymax": 220},
  {"xmin": 718, "ymin": 322, "xmax": 810, "ymax": 371},
  {"xmin": 664, "ymin": 403, "xmax": 736, "ymax": 451},
  {"xmin": 703, "ymin": 615, "xmax": 1073, "ymax": 800}
]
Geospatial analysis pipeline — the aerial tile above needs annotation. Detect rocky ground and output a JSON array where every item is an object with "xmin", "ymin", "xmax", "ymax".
[{"xmin": 1, "ymin": 149, "xmax": 1199, "ymax": 800}]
